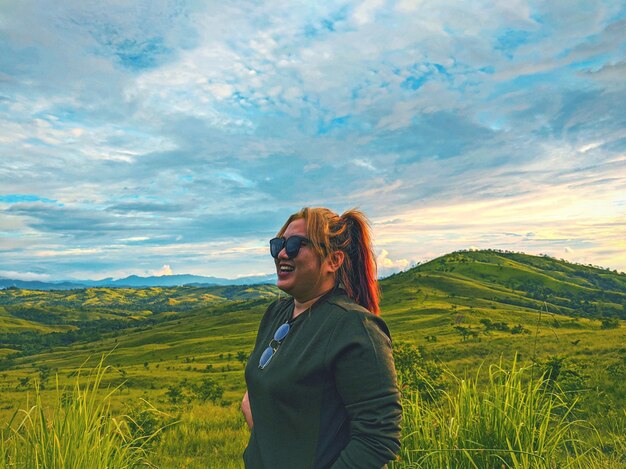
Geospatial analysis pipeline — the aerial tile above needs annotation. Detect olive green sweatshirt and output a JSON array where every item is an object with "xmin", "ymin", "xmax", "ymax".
[{"xmin": 244, "ymin": 288, "xmax": 402, "ymax": 469}]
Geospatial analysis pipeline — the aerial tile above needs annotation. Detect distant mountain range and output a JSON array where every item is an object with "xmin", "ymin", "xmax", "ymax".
[{"xmin": 0, "ymin": 273, "xmax": 277, "ymax": 290}]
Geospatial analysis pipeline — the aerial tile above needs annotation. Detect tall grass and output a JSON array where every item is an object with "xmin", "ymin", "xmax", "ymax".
[
  {"xmin": 393, "ymin": 357, "xmax": 611, "ymax": 469},
  {"xmin": 0, "ymin": 357, "xmax": 159, "ymax": 469},
  {"xmin": 2, "ymin": 356, "xmax": 621, "ymax": 468},
  {"xmin": 153, "ymin": 403, "xmax": 248, "ymax": 469}
]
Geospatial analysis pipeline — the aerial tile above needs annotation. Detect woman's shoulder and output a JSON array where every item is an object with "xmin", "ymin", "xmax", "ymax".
[
  {"xmin": 325, "ymin": 294, "xmax": 370, "ymax": 316},
  {"xmin": 323, "ymin": 291, "xmax": 391, "ymax": 337},
  {"xmin": 321, "ymin": 293, "xmax": 395, "ymax": 371}
]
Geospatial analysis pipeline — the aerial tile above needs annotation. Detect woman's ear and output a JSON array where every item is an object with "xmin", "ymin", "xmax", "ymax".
[{"xmin": 326, "ymin": 250, "xmax": 345, "ymax": 273}]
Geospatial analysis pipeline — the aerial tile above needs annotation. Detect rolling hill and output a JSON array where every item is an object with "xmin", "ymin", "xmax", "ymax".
[
  {"xmin": 1, "ymin": 250, "xmax": 623, "ymax": 356},
  {"xmin": 0, "ymin": 250, "xmax": 621, "ymax": 385},
  {"xmin": 381, "ymin": 249, "xmax": 625, "ymax": 319}
]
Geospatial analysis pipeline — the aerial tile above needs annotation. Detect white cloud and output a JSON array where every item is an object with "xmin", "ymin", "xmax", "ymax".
[
  {"xmin": 352, "ymin": 159, "xmax": 376, "ymax": 171},
  {"xmin": 0, "ymin": 270, "xmax": 51, "ymax": 281},
  {"xmin": 152, "ymin": 264, "xmax": 173, "ymax": 276},
  {"xmin": 372, "ymin": 165, "xmax": 626, "ymax": 272},
  {"xmin": 34, "ymin": 248, "xmax": 103, "ymax": 257},
  {"xmin": 1, "ymin": 0, "xmax": 624, "ymax": 280},
  {"xmin": 352, "ymin": 0, "xmax": 385, "ymax": 25},
  {"xmin": 376, "ymin": 249, "xmax": 410, "ymax": 276},
  {"xmin": 578, "ymin": 142, "xmax": 603, "ymax": 153},
  {"xmin": 120, "ymin": 236, "xmax": 150, "ymax": 242}
]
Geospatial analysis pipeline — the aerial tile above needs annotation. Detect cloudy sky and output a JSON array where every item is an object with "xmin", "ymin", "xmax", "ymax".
[{"xmin": 1, "ymin": 0, "xmax": 625, "ymax": 281}]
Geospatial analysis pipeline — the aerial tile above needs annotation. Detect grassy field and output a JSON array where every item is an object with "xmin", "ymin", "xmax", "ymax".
[{"xmin": 1, "ymin": 250, "xmax": 624, "ymax": 467}]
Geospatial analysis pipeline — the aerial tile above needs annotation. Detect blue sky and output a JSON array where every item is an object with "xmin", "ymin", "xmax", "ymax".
[{"xmin": 1, "ymin": 0, "xmax": 625, "ymax": 281}]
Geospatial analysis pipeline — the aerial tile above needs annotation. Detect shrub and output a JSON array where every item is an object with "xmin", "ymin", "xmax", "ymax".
[
  {"xmin": 536, "ymin": 355, "xmax": 587, "ymax": 404},
  {"xmin": 165, "ymin": 378, "xmax": 224, "ymax": 405},
  {"xmin": 125, "ymin": 400, "xmax": 172, "ymax": 448},
  {"xmin": 601, "ymin": 318, "xmax": 619, "ymax": 329},
  {"xmin": 393, "ymin": 343, "xmax": 445, "ymax": 401},
  {"xmin": 191, "ymin": 378, "xmax": 224, "ymax": 404},
  {"xmin": 166, "ymin": 384, "xmax": 185, "ymax": 405},
  {"xmin": 511, "ymin": 324, "xmax": 530, "ymax": 334}
]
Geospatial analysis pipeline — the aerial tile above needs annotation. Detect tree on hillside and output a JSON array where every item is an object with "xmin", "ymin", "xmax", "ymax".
[
  {"xmin": 600, "ymin": 318, "xmax": 619, "ymax": 329},
  {"xmin": 393, "ymin": 343, "xmax": 444, "ymax": 401},
  {"xmin": 191, "ymin": 377, "xmax": 224, "ymax": 404},
  {"xmin": 480, "ymin": 319, "xmax": 510, "ymax": 333},
  {"xmin": 16, "ymin": 376, "xmax": 31, "ymax": 389},
  {"xmin": 236, "ymin": 351, "xmax": 247, "ymax": 368},
  {"xmin": 125, "ymin": 401, "xmax": 167, "ymax": 447},
  {"xmin": 537, "ymin": 355, "xmax": 587, "ymax": 403},
  {"xmin": 165, "ymin": 384, "xmax": 184, "ymax": 404},
  {"xmin": 511, "ymin": 324, "xmax": 530, "ymax": 334},
  {"xmin": 37, "ymin": 365, "xmax": 51, "ymax": 389},
  {"xmin": 454, "ymin": 325, "xmax": 478, "ymax": 341}
]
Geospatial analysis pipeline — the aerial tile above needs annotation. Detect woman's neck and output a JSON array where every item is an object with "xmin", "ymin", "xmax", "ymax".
[{"xmin": 292, "ymin": 287, "xmax": 333, "ymax": 318}]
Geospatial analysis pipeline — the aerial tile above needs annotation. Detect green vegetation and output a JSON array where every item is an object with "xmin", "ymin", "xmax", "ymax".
[
  {"xmin": 0, "ymin": 284, "xmax": 278, "ymax": 359},
  {"xmin": 0, "ymin": 357, "xmax": 161, "ymax": 468},
  {"xmin": 0, "ymin": 250, "xmax": 624, "ymax": 467},
  {"xmin": 382, "ymin": 249, "xmax": 625, "ymax": 321},
  {"xmin": 152, "ymin": 403, "xmax": 248, "ymax": 469},
  {"xmin": 393, "ymin": 357, "xmax": 620, "ymax": 468}
]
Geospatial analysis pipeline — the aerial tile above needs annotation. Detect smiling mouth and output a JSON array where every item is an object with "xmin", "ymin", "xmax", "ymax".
[{"xmin": 279, "ymin": 265, "xmax": 294, "ymax": 273}]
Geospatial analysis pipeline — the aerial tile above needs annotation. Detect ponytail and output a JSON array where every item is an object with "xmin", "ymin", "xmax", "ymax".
[{"xmin": 335, "ymin": 210, "xmax": 380, "ymax": 315}]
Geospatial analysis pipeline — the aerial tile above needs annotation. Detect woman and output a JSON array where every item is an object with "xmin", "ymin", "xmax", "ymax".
[{"xmin": 242, "ymin": 207, "xmax": 402, "ymax": 469}]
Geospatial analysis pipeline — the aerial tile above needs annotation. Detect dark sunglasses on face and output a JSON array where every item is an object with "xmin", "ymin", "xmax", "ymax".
[
  {"xmin": 259, "ymin": 322, "xmax": 290, "ymax": 369},
  {"xmin": 269, "ymin": 235, "xmax": 312, "ymax": 259}
]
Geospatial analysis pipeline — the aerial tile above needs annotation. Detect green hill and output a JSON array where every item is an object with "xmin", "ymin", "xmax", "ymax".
[
  {"xmin": 0, "ymin": 284, "xmax": 278, "ymax": 329},
  {"xmin": 1, "ymin": 250, "xmax": 623, "ymax": 364},
  {"xmin": 381, "ymin": 249, "xmax": 625, "ymax": 319},
  {"xmin": 0, "ymin": 284, "xmax": 279, "ymax": 359}
]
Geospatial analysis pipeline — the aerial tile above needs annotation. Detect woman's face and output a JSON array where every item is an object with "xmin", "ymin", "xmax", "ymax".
[{"xmin": 275, "ymin": 218, "xmax": 334, "ymax": 302}]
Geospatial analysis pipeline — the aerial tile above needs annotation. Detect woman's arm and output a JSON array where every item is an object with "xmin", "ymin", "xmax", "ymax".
[
  {"xmin": 241, "ymin": 390, "xmax": 254, "ymax": 430},
  {"xmin": 328, "ymin": 313, "xmax": 402, "ymax": 468}
]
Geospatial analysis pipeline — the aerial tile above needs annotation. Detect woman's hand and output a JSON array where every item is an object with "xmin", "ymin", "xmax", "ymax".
[{"xmin": 242, "ymin": 390, "xmax": 253, "ymax": 430}]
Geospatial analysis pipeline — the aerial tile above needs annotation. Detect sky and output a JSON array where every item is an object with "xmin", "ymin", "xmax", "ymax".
[{"xmin": 0, "ymin": 0, "xmax": 625, "ymax": 281}]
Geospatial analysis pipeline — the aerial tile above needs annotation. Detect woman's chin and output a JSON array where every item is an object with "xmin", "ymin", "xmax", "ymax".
[{"xmin": 276, "ymin": 276, "xmax": 294, "ymax": 294}]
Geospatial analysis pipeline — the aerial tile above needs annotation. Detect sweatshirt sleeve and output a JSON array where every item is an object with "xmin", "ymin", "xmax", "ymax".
[{"xmin": 326, "ymin": 312, "xmax": 402, "ymax": 469}]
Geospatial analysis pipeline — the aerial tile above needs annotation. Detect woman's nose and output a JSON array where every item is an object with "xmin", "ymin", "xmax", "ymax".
[{"xmin": 277, "ymin": 246, "xmax": 289, "ymax": 259}]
